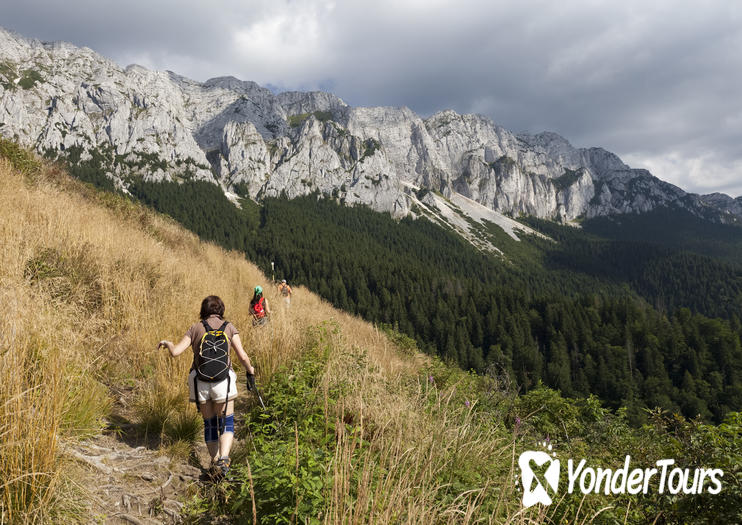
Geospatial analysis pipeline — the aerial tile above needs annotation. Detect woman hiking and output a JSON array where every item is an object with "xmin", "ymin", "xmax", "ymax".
[
  {"xmin": 249, "ymin": 285, "xmax": 271, "ymax": 326},
  {"xmin": 157, "ymin": 295, "xmax": 255, "ymax": 479},
  {"xmin": 277, "ymin": 279, "xmax": 292, "ymax": 308}
]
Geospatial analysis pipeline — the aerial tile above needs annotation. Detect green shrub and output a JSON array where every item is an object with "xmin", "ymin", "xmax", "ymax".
[
  {"xmin": 0, "ymin": 61, "xmax": 15, "ymax": 89},
  {"xmin": 18, "ymin": 69, "xmax": 43, "ymax": 90},
  {"xmin": 0, "ymin": 137, "xmax": 41, "ymax": 174},
  {"xmin": 288, "ymin": 111, "xmax": 335, "ymax": 128},
  {"xmin": 288, "ymin": 113, "xmax": 310, "ymax": 128},
  {"xmin": 360, "ymin": 138, "xmax": 380, "ymax": 161},
  {"xmin": 552, "ymin": 168, "xmax": 583, "ymax": 190}
]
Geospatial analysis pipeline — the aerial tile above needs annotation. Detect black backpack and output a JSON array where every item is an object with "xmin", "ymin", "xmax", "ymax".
[{"xmin": 195, "ymin": 320, "xmax": 231, "ymax": 383}]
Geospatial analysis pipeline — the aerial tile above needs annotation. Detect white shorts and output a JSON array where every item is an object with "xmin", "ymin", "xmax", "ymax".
[{"xmin": 188, "ymin": 369, "xmax": 238, "ymax": 403}]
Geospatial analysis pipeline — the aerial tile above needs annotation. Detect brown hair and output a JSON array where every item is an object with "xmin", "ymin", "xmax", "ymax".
[{"xmin": 200, "ymin": 295, "xmax": 225, "ymax": 319}]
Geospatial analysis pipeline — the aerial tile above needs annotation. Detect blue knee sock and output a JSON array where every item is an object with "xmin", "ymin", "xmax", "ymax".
[
  {"xmin": 218, "ymin": 414, "xmax": 235, "ymax": 435},
  {"xmin": 203, "ymin": 416, "xmax": 219, "ymax": 443}
]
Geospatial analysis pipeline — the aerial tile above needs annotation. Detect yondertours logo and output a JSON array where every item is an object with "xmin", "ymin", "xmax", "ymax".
[
  {"xmin": 516, "ymin": 446, "xmax": 724, "ymax": 508},
  {"xmin": 518, "ymin": 449, "xmax": 561, "ymax": 507}
]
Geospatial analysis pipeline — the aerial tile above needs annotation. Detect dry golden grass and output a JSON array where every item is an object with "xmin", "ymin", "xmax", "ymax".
[
  {"xmin": 0, "ymin": 153, "xmax": 571, "ymax": 523},
  {"xmin": 309, "ymin": 324, "xmax": 518, "ymax": 525},
  {"xmin": 0, "ymin": 155, "xmax": 436, "ymax": 522}
]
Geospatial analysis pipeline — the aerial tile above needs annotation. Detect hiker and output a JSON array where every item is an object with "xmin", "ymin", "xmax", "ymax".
[
  {"xmin": 249, "ymin": 285, "xmax": 271, "ymax": 326},
  {"xmin": 157, "ymin": 295, "xmax": 255, "ymax": 479},
  {"xmin": 277, "ymin": 279, "xmax": 292, "ymax": 307}
]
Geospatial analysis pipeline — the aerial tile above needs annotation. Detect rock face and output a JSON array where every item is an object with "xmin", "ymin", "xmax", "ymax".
[
  {"xmin": 0, "ymin": 26, "xmax": 739, "ymax": 224},
  {"xmin": 699, "ymin": 193, "xmax": 742, "ymax": 222}
]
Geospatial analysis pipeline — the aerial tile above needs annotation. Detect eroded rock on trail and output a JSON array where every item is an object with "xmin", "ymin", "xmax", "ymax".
[{"xmin": 65, "ymin": 434, "xmax": 205, "ymax": 524}]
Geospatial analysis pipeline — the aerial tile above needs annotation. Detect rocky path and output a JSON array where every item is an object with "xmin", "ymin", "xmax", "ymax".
[{"xmin": 64, "ymin": 433, "xmax": 212, "ymax": 524}]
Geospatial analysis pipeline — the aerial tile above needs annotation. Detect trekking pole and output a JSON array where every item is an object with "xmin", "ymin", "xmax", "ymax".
[{"xmin": 246, "ymin": 373, "xmax": 266, "ymax": 409}]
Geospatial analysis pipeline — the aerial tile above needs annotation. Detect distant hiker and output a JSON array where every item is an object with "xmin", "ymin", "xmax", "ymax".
[
  {"xmin": 157, "ymin": 295, "xmax": 255, "ymax": 479},
  {"xmin": 249, "ymin": 285, "xmax": 271, "ymax": 326},
  {"xmin": 277, "ymin": 279, "xmax": 292, "ymax": 307}
]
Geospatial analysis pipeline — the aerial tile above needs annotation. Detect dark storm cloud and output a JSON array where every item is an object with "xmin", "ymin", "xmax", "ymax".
[
  {"xmin": 0, "ymin": 0, "xmax": 244, "ymax": 77},
  {"xmin": 2, "ymin": 0, "xmax": 741, "ymax": 196}
]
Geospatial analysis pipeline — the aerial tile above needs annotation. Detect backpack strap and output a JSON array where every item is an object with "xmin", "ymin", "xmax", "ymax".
[
  {"xmin": 220, "ymin": 321, "xmax": 232, "ymax": 368},
  {"xmin": 218, "ymin": 372, "xmax": 232, "ymax": 435},
  {"xmin": 225, "ymin": 373, "xmax": 231, "ymax": 417},
  {"xmin": 193, "ymin": 374, "xmax": 200, "ymax": 409},
  {"xmin": 201, "ymin": 319, "xmax": 212, "ymax": 332}
]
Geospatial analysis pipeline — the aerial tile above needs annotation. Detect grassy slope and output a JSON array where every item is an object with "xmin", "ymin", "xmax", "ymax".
[
  {"xmin": 1, "ymin": 146, "xmax": 740, "ymax": 523},
  {"xmin": 0, "ymin": 147, "xmax": 428, "ymax": 519}
]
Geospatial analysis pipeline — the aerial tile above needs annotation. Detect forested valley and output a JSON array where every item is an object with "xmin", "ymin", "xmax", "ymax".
[{"xmin": 106, "ymin": 176, "xmax": 742, "ymax": 424}]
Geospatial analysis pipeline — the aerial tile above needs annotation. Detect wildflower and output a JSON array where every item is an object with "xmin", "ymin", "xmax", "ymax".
[{"xmin": 465, "ymin": 400, "xmax": 471, "ymax": 408}]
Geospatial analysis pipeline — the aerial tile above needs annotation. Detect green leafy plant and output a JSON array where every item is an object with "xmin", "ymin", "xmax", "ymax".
[{"xmin": 225, "ymin": 331, "xmax": 338, "ymax": 522}]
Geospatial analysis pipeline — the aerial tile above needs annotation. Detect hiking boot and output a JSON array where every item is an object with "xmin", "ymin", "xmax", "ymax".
[{"xmin": 215, "ymin": 456, "xmax": 231, "ymax": 479}]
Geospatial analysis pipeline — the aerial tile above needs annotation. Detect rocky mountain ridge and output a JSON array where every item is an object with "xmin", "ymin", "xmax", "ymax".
[{"xmin": 1, "ymin": 26, "xmax": 739, "ymax": 228}]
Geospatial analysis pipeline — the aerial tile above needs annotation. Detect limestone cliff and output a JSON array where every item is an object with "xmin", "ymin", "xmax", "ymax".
[{"xmin": 0, "ymin": 27, "xmax": 737, "ymax": 225}]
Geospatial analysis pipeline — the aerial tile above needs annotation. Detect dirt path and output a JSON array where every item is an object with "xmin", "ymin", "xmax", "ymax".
[
  {"xmin": 64, "ymin": 433, "xmax": 213, "ymax": 524},
  {"xmin": 64, "ymin": 383, "xmax": 256, "ymax": 524}
]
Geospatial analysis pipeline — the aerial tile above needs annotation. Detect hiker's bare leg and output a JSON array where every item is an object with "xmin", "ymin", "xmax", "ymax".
[
  {"xmin": 213, "ymin": 400, "xmax": 235, "ymax": 458},
  {"xmin": 199, "ymin": 402, "xmax": 219, "ymax": 462}
]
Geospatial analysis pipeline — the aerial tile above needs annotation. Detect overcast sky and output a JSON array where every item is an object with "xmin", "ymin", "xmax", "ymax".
[{"xmin": 2, "ymin": 1, "xmax": 741, "ymax": 196}]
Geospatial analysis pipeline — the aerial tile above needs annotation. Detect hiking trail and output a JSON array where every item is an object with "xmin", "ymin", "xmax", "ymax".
[
  {"xmin": 65, "ymin": 432, "xmax": 214, "ymax": 524},
  {"xmin": 63, "ymin": 388, "xmax": 226, "ymax": 524}
]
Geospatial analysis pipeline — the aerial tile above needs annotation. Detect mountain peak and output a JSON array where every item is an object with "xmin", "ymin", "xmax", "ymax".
[
  {"xmin": 518, "ymin": 130, "xmax": 572, "ymax": 147},
  {"xmin": 203, "ymin": 75, "xmax": 268, "ymax": 94},
  {"xmin": 0, "ymin": 24, "xmax": 739, "ymax": 226}
]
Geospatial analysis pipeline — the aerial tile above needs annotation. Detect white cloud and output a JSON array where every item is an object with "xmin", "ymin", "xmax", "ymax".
[
  {"xmin": 624, "ymin": 151, "xmax": 742, "ymax": 197},
  {"xmin": 230, "ymin": 1, "xmax": 337, "ymax": 85}
]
